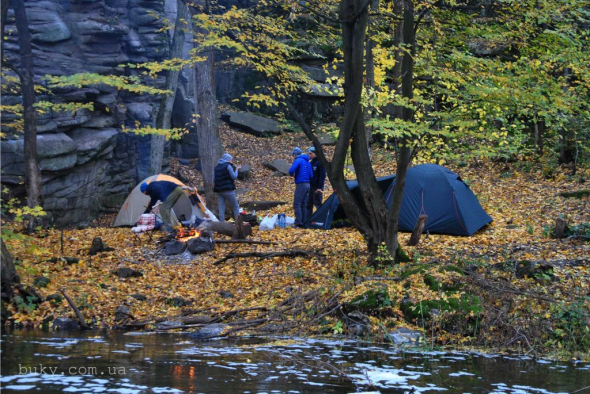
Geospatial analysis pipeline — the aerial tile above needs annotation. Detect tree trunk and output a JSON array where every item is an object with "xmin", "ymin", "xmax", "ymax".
[
  {"xmin": 13, "ymin": 0, "xmax": 43, "ymax": 212},
  {"xmin": 386, "ymin": 0, "xmax": 415, "ymax": 262},
  {"xmin": 1, "ymin": 238, "xmax": 20, "ymax": 302},
  {"xmin": 1, "ymin": 0, "xmax": 9, "ymax": 62},
  {"xmin": 194, "ymin": 50, "xmax": 222, "ymax": 205},
  {"xmin": 407, "ymin": 214, "xmax": 428, "ymax": 246},
  {"xmin": 555, "ymin": 217, "xmax": 566, "ymax": 239},
  {"xmin": 331, "ymin": 0, "xmax": 375, "ymax": 239},
  {"xmin": 149, "ymin": 0, "xmax": 189, "ymax": 176},
  {"xmin": 288, "ymin": 0, "xmax": 413, "ymax": 266},
  {"xmin": 364, "ymin": 0, "xmax": 379, "ymax": 146},
  {"xmin": 533, "ymin": 113, "xmax": 544, "ymax": 156}
]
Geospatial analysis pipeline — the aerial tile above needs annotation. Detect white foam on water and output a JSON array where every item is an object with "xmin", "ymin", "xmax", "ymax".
[
  {"xmin": 4, "ymin": 385, "xmax": 37, "ymax": 390},
  {"xmin": 448, "ymin": 371, "xmax": 476, "ymax": 377}
]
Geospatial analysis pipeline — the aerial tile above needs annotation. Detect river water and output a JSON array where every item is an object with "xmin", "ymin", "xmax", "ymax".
[{"xmin": 1, "ymin": 329, "xmax": 589, "ymax": 393}]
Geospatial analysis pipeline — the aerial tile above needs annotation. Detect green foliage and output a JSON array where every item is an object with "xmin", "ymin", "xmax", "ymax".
[
  {"xmin": 0, "ymin": 193, "xmax": 46, "ymax": 241},
  {"xmin": 44, "ymin": 73, "xmax": 171, "ymax": 95},
  {"xmin": 14, "ymin": 295, "xmax": 38, "ymax": 313},
  {"xmin": 549, "ymin": 299, "xmax": 590, "ymax": 353},
  {"xmin": 344, "ymin": 284, "xmax": 392, "ymax": 312},
  {"xmin": 121, "ymin": 124, "xmax": 187, "ymax": 140},
  {"xmin": 332, "ymin": 320, "xmax": 344, "ymax": 335}
]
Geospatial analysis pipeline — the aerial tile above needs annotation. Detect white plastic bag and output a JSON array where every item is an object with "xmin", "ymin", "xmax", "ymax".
[
  {"xmin": 285, "ymin": 216, "xmax": 295, "ymax": 226},
  {"xmin": 259, "ymin": 214, "xmax": 278, "ymax": 231}
]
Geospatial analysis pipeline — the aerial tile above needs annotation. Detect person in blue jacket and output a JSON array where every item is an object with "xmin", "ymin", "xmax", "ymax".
[
  {"xmin": 288, "ymin": 147, "xmax": 312, "ymax": 227},
  {"xmin": 306, "ymin": 147, "xmax": 326, "ymax": 218},
  {"xmin": 141, "ymin": 180, "xmax": 189, "ymax": 231},
  {"xmin": 213, "ymin": 153, "xmax": 242, "ymax": 222}
]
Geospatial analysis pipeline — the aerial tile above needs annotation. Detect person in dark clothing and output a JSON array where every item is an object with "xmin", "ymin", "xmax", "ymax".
[
  {"xmin": 213, "ymin": 153, "xmax": 241, "ymax": 222},
  {"xmin": 306, "ymin": 147, "xmax": 326, "ymax": 218},
  {"xmin": 288, "ymin": 147, "xmax": 312, "ymax": 227},
  {"xmin": 141, "ymin": 180, "xmax": 189, "ymax": 231}
]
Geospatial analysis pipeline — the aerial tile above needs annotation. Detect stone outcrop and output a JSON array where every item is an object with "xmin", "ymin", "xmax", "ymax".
[
  {"xmin": 0, "ymin": 0, "xmax": 342, "ymax": 225},
  {"xmin": 1, "ymin": 0, "xmax": 173, "ymax": 225},
  {"xmin": 220, "ymin": 111, "xmax": 281, "ymax": 137}
]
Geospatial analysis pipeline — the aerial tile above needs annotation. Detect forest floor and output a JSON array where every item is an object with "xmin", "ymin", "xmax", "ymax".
[{"xmin": 3, "ymin": 123, "xmax": 590, "ymax": 360}]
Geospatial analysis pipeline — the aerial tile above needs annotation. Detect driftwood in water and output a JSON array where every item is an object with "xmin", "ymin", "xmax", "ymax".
[
  {"xmin": 407, "ymin": 214, "xmax": 428, "ymax": 246},
  {"xmin": 60, "ymin": 289, "xmax": 90, "ymax": 330}
]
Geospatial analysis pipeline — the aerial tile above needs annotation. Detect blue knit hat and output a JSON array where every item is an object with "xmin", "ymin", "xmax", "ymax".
[
  {"xmin": 221, "ymin": 153, "xmax": 233, "ymax": 162},
  {"xmin": 292, "ymin": 147, "xmax": 302, "ymax": 156},
  {"xmin": 308, "ymin": 147, "xmax": 316, "ymax": 153},
  {"xmin": 140, "ymin": 182, "xmax": 148, "ymax": 193}
]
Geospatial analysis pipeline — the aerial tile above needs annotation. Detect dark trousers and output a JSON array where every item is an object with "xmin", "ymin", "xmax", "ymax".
[
  {"xmin": 306, "ymin": 188, "xmax": 323, "ymax": 218},
  {"xmin": 293, "ymin": 182, "xmax": 310, "ymax": 226}
]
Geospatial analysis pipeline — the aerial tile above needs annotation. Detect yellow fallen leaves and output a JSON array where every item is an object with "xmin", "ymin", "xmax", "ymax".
[{"xmin": 3, "ymin": 122, "xmax": 589, "ymax": 359}]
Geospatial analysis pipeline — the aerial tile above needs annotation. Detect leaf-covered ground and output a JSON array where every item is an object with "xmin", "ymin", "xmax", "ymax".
[{"xmin": 4, "ymin": 124, "xmax": 589, "ymax": 359}]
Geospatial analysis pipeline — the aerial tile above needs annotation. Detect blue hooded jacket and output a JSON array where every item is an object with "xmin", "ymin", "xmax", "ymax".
[{"xmin": 289, "ymin": 154, "xmax": 312, "ymax": 184}]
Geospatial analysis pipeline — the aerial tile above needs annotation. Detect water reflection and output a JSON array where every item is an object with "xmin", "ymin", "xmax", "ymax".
[{"xmin": 1, "ymin": 329, "xmax": 588, "ymax": 393}]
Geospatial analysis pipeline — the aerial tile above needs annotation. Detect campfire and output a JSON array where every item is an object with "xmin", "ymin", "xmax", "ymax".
[
  {"xmin": 176, "ymin": 227, "xmax": 200, "ymax": 242},
  {"xmin": 164, "ymin": 226, "xmax": 214, "ymax": 256}
]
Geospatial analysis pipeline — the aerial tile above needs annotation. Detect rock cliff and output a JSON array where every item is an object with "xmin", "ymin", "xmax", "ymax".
[{"xmin": 1, "ymin": 0, "xmax": 188, "ymax": 225}]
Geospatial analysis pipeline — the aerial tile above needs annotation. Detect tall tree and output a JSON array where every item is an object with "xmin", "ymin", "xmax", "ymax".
[
  {"xmin": 191, "ymin": 1, "xmax": 223, "ymax": 204},
  {"xmin": 13, "ymin": 0, "xmax": 43, "ymax": 214},
  {"xmin": 194, "ymin": 49, "xmax": 222, "ymax": 202},
  {"xmin": 149, "ymin": 0, "xmax": 190, "ymax": 176}
]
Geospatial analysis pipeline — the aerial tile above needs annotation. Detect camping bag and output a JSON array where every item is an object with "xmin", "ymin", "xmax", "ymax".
[{"xmin": 132, "ymin": 214, "xmax": 156, "ymax": 233}]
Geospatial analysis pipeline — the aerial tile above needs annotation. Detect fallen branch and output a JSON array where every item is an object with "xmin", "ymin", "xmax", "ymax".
[
  {"xmin": 60, "ymin": 289, "xmax": 90, "ymax": 330},
  {"xmin": 213, "ymin": 249, "xmax": 315, "ymax": 265},
  {"xmin": 214, "ymin": 240, "xmax": 278, "ymax": 245},
  {"xmin": 354, "ymin": 276, "xmax": 402, "ymax": 285}
]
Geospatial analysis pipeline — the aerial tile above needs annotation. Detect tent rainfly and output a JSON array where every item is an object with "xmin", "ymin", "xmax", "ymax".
[
  {"xmin": 113, "ymin": 174, "xmax": 215, "ymax": 227},
  {"xmin": 304, "ymin": 164, "xmax": 492, "ymax": 236}
]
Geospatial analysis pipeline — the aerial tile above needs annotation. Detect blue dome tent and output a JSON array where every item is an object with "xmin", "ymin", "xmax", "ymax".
[{"xmin": 304, "ymin": 164, "xmax": 492, "ymax": 236}]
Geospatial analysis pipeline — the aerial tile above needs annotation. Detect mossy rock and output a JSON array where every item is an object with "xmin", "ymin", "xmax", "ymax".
[
  {"xmin": 401, "ymin": 293, "xmax": 482, "ymax": 321},
  {"xmin": 396, "ymin": 246, "xmax": 411, "ymax": 263},
  {"xmin": 33, "ymin": 276, "xmax": 50, "ymax": 288},
  {"xmin": 166, "ymin": 297, "xmax": 190, "ymax": 307},
  {"xmin": 438, "ymin": 265, "xmax": 466, "ymax": 276},
  {"xmin": 344, "ymin": 284, "xmax": 392, "ymax": 312},
  {"xmin": 424, "ymin": 273, "xmax": 463, "ymax": 292},
  {"xmin": 400, "ymin": 264, "xmax": 427, "ymax": 279},
  {"xmin": 560, "ymin": 189, "xmax": 590, "ymax": 199}
]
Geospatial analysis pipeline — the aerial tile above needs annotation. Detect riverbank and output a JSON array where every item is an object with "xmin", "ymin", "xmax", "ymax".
[{"xmin": 2, "ymin": 125, "xmax": 589, "ymax": 360}]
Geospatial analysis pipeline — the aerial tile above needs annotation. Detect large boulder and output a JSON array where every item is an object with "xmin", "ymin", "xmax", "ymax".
[
  {"xmin": 68, "ymin": 128, "xmax": 118, "ymax": 165},
  {"xmin": 221, "ymin": 112, "xmax": 281, "ymax": 137},
  {"xmin": 263, "ymin": 159, "xmax": 291, "ymax": 176},
  {"xmin": 27, "ymin": 1, "xmax": 71, "ymax": 43},
  {"xmin": 188, "ymin": 323, "xmax": 228, "ymax": 340},
  {"xmin": 387, "ymin": 327, "xmax": 425, "ymax": 345},
  {"xmin": 38, "ymin": 133, "xmax": 78, "ymax": 172}
]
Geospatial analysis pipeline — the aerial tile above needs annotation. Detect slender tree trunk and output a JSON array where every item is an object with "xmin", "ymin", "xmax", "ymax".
[
  {"xmin": 149, "ymin": 0, "xmax": 189, "ymax": 175},
  {"xmin": 532, "ymin": 112, "xmax": 544, "ymax": 156},
  {"xmin": 13, "ymin": 0, "xmax": 43, "ymax": 212},
  {"xmin": 364, "ymin": 0, "xmax": 379, "ymax": 146},
  {"xmin": 386, "ymin": 0, "xmax": 414, "ymax": 262},
  {"xmin": 1, "ymin": 238, "xmax": 20, "ymax": 302},
  {"xmin": 329, "ymin": 0, "xmax": 373, "ymax": 237},
  {"xmin": 1, "ymin": 0, "xmax": 9, "ymax": 62},
  {"xmin": 194, "ymin": 50, "xmax": 222, "ymax": 204}
]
